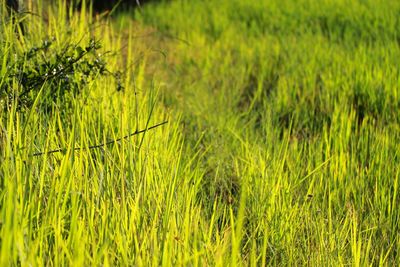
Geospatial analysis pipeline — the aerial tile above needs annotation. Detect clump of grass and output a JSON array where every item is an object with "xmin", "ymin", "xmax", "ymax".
[{"xmin": 0, "ymin": 1, "xmax": 181, "ymax": 266}]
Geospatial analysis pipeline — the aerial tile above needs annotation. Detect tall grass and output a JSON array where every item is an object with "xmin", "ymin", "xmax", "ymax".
[
  {"xmin": 132, "ymin": 0, "xmax": 400, "ymax": 265},
  {"xmin": 1, "ymin": 1, "xmax": 186, "ymax": 265},
  {"xmin": 1, "ymin": 0, "xmax": 399, "ymax": 265}
]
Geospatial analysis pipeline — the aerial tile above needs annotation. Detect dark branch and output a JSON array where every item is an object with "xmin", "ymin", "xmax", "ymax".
[{"xmin": 31, "ymin": 120, "xmax": 168, "ymax": 157}]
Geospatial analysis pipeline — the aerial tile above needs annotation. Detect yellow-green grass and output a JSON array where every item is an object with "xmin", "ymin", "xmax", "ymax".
[{"xmin": 1, "ymin": 0, "xmax": 400, "ymax": 265}]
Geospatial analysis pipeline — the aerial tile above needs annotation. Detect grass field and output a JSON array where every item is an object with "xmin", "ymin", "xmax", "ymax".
[{"xmin": 1, "ymin": 0, "xmax": 399, "ymax": 265}]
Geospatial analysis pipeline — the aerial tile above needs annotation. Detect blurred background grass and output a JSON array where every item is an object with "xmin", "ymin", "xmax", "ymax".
[{"xmin": 0, "ymin": 0, "xmax": 399, "ymax": 265}]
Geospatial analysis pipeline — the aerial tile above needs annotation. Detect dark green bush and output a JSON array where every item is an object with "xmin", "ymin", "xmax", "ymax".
[{"xmin": 0, "ymin": 37, "xmax": 123, "ymax": 112}]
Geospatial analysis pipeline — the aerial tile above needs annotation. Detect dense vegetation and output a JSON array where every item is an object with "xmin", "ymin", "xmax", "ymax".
[{"xmin": 1, "ymin": 0, "xmax": 399, "ymax": 265}]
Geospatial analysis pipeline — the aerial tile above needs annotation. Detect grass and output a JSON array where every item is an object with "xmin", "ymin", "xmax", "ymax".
[{"xmin": 1, "ymin": 0, "xmax": 400, "ymax": 265}]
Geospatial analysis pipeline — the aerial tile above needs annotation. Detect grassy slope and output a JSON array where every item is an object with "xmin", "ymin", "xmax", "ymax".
[
  {"xmin": 0, "ymin": 0, "xmax": 399, "ymax": 265},
  {"xmin": 131, "ymin": 0, "xmax": 400, "ymax": 265}
]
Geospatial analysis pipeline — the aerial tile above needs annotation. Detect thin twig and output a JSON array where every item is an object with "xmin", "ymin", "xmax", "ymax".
[{"xmin": 31, "ymin": 120, "xmax": 168, "ymax": 157}]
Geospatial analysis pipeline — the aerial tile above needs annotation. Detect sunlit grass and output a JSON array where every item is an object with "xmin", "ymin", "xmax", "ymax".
[{"xmin": 1, "ymin": 0, "xmax": 399, "ymax": 265}]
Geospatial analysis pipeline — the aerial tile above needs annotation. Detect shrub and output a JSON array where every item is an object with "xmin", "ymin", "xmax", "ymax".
[{"xmin": 0, "ymin": 37, "xmax": 123, "ymax": 112}]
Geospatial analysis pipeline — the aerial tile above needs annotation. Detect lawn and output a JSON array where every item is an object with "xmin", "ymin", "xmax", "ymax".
[{"xmin": 0, "ymin": 0, "xmax": 399, "ymax": 265}]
